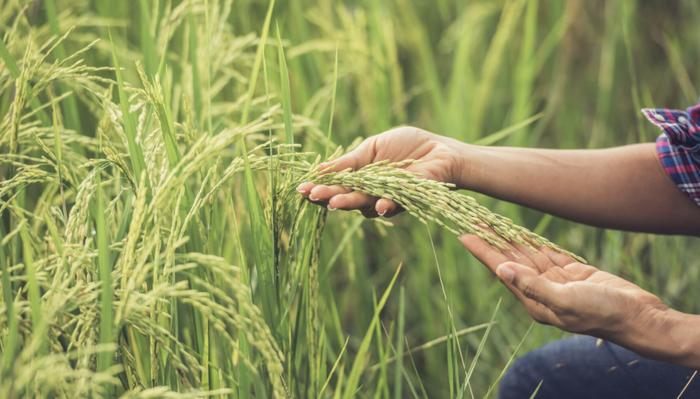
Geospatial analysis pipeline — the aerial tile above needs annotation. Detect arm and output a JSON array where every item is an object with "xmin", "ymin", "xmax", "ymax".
[
  {"xmin": 299, "ymin": 127, "xmax": 700, "ymax": 235},
  {"xmin": 459, "ymin": 143, "xmax": 700, "ymax": 235},
  {"xmin": 623, "ymin": 308, "xmax": 700, "ymax": 369},
  {"xmin": 460, "ymin": 235, "xmax": 700, "ymax": 369},
  {"xmin": 301, "ymin": 126, "xmax": 700, "ymax": 366}
]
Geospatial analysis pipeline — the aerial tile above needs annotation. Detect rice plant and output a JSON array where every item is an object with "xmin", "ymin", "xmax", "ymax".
[
  {"xmin": 310, "ymin": 160, "xmax": 583, "ymax": 261},
  {"xmin": 1, "ymin": 0, "xmax": 698, "ymax": 398}
]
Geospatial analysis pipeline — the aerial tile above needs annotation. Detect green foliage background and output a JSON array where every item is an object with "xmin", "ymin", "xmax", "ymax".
[{"xmin": 1, "ymin": 0, "xmax": 698, "ymax": 397}]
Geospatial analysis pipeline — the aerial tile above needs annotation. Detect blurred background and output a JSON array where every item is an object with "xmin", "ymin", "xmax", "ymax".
[
  {"xmin": 2, "ymin": 0, "xmax": 700, "ymax": 397},
  {"xmin": 288, "ymin": 0, "xmax": 700, "ymax": 394}
]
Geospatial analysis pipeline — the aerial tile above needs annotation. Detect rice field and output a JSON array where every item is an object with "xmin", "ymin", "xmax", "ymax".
[{"xmin": 1, "ymin": 0, "xmax": 699, "ymax": 397}]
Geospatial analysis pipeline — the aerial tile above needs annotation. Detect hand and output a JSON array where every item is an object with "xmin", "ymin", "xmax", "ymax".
[
  {"xmin": 459, "ymin": 235, "xmax": 668, "ymax": 339},
  {"xmin": 297, "ymin": 126, "xmax": 468, "ymax": 217}
]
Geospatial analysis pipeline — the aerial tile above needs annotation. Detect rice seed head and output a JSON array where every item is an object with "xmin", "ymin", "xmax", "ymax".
[{"xmin": 309, "ymin": 160, "xmax": 585, "ymax": 263}]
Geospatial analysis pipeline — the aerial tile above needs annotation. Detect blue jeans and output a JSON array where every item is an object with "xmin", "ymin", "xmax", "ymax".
[{"xmin": 499, "ymin": 336, "xmax": 699, "ymax": 399}]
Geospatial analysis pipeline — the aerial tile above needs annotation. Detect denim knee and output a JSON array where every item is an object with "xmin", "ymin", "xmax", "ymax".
[{"xmin": 498, "ymin": 351, "xmax": 542, "ymax": 399}]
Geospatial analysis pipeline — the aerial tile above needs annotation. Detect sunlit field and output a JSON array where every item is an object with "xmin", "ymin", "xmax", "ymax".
[{"xmin": 1, "ymin": 0, "xmax": 698, "ymax": 397}]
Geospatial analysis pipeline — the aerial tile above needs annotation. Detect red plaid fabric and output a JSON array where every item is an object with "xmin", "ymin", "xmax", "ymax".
[{"xmin": 642, "ymin": 104, "xmax": 700, "ymax": 206}]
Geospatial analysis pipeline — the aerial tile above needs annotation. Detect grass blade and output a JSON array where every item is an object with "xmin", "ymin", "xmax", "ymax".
[
  {"xmin": 325, "ymin": 45, "xmax": 339, "ymax": 157},
  {"xmin": 393, "ymin": 287, "xmax": 405, "ymax": 399},
  {"xmin": 342, "ymin": 263, "xmax": 403, "ymax": 399},
  {"xmin": 458, "ymin": 299, "xmax": 502, "ymax": 399},
  {"xmin": 0, "ymin": 226, "xmax": 19, "ymax": 375},
  {"xmin": 94, "ymin": 170, "xmax": 114, "ymax": 375},
  {"xmin": 276, "ymin": 24, "xmax": 294, "ymax": 146},
  {"xmin": 109, "ymin": 30, "xmax": 147, "ymax": 184},
  {"xmin": 44, "ymin": 0, "xmax": 83, "ymax": 134},
  {"xmin": 19, "ymin": 225, "xmax": 45, "ymax": 356}
]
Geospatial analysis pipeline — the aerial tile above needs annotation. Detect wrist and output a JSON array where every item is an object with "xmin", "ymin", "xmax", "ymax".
[
  {"xmin": 663, "ymin": 309, "xmax": 700, "ymax": 367},
  {"xmin": 452, "ymin": 142, "xmax": 488, "ymax": 190},
  {"xmin": 615, "ymin": 304, "xmax": 700, "ymax": 367}
]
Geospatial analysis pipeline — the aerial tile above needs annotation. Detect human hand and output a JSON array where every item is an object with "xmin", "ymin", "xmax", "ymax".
[
  {"xmin": 459, "ymin": 234, "xmax": 668, "ymax": 339},
  {"xmin": 297, "ymin": 126, "xmax": 468, "ymax": 217}
]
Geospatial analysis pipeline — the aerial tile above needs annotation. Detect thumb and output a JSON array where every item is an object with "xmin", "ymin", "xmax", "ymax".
[
  {"xmin": 319, "ymin": 139, "xmax": 375, "ymax": 173},
  {"xmin": 496, "ymin": 262, "xmax": 563, "ymax": 308}
]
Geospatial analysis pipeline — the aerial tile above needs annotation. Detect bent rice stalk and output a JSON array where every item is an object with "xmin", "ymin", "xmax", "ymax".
[{"xmin": 308, "ymin": 160, "xmax": 584, "ymax": 263}]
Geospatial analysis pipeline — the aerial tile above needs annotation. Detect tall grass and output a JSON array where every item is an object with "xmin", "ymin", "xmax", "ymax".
[{"xmin": 1, "ymin": 0, "xmax": 699, "ymax": 397}]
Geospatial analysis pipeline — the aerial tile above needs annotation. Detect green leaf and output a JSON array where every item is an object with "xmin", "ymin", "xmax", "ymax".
[
  {"xmin": 94, "ymin": 171, "xmax": 113, "ymax": 373},
  {"xmin": 342, "ymin": 264, "xmax": 403, "ymax": 399},
  {"xmin": 276, "ymin": 25, "xmax": 294, "ymax": 147},
  {"xmin": 109, "ymin": 30, "xmax": 147, "ymax": 184},
  {"xmin": 19, "ymin": 226, "xmax": 46, "ymax": 356}
]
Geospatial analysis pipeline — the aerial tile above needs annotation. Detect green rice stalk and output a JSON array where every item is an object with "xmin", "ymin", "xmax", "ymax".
[{"xmin": 309, "ymin": 160, "xmax": 584, "ymax": 262}]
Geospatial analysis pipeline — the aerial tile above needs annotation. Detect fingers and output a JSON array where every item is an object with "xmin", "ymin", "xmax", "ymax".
[
  {"xmin": 496, "ymin": 262, "xmax": 566, "ymax": 311},
  {"xmin": 562, "ymin": 262, "xmax": 598, "ymax": 280},
  {"xmin": 307, "ymin": 185, "xmax": 350, "ymax": 203},
  {"xmin": 524, "ymin": 301, "xmax": 561, "ymax": 326},
  {"xmin": 495, "ymin": 262, "xmax": 565, "ymax": 325},
  {"xmin": 318, "ymin": 139, "xmax": 375, "ymax": 173},
  {"xmin": 540, "ymin": 246, "xmax": 577, "ymax": 267},
  {"xmin": 491, "ymin": 260, "xmax": 562, "ymax": 326},
  {"xmin": 296, "ymin": 181, "xmax": 369, "ymax": 210},
  {"xmin": 459, "ymin": 234, "xmax": 510, "ymax": 273},
  {"xmin": 296, "ymin": 181, "xmax": 315, "ymax": 196},
  {"xmin": 298, "ymin": 183, "xmax": 401, "ymax": 217},
  {"xmin": 460, "ymin": 234, "xmax": 537, "ymax": 302},
  {"xmin": 512, "ymin": 242, "xmax": 555, "ymax": 273},
  {"xmin": 375, "ymin": 198, "xmax": 401, "ymax": 217},
  {"xmin": 562, "ymin": 262, "xmax": 596, "ymax": 273},
  {"xmin": 297, "ymin": 183, "xmax": 352, "ymax": 208},
  {"xmin": 317, "ymin": 154, "xmax": 356, "ymax": 173},
  {"xmin": 459, "ymin": 234, "xmax": 540, "ymax": 271},
  {"xmin": 461, "ymin": 237, "xmax": 564, "ymax": 325},
  {"xmin": 296, "ymin": 149, "xmax": 362, "ymax": 197},
  {"xmin": 329, "ymin": 191, "xmax": 376, "ymax": 211},
  {"xmin": 298, "ymin": 138, "xmax": 402, "ymax": 217}
]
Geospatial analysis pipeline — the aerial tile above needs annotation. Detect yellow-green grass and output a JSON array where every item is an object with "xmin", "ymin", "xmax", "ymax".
[{"xmin": 0, "ymin": 1, "xmax": 698, "ymax": 397}]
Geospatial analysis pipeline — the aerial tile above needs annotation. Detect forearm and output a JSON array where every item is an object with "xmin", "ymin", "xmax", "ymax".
[
  {"xmin": 612, "ymin": 307, "xmax": 700, "ymax": 369},
  {"xmin": 457, "ymin": 143, "xmax": 700, "ymax": 235}
]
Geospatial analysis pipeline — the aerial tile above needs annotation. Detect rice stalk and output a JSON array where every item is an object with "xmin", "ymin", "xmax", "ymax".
[{"xmin": 309, "ymin": 160, "xmax": 584, "ymax": 262}]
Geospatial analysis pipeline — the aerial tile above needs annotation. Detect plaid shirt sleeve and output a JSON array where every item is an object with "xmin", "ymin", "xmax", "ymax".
[{"xmin": 641, "ymin": 103, "xmax": 700, "ymax": 206}]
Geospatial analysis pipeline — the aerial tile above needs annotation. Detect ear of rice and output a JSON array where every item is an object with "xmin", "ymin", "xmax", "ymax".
[{"xmin": 309, "ymin": 160, "xmax": 585, "ymax": 263}]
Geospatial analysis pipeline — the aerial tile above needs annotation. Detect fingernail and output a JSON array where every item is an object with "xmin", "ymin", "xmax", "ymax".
[
  {"xmin": 377, "ymin": 208, "xmax": 387, "ymax": 216},
  {"xmin": 327, "ymin": 205, "xmax": 336, "ymax": 211},
  {"xmin": 318, "ymin": 162, "xmax": 330, "ymax": 170},
  {"xmin": 496, "ymin": 264, "xmax": 515, "ymax": 283},
  {"xmin": 309, "ymin": 195, "xmax": 319, "ymax": 201},
  {"xmin": 297, "ymin": 183, "xmax": 307, "ymax": 193}
]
